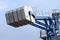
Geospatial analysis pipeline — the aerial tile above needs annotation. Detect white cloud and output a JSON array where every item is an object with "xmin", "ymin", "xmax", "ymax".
[
  {"xmin": 0, "ymin": 4, "xmax": 6, "ymax": 10},
  {"xmin": 0, "ymin": 1, "xmax": 7, "ymax": 11}
]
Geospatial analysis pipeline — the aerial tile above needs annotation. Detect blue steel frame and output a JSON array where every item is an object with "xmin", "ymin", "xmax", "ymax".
[{"xmin": 29, "ymin": 12, "xmax": 59, "ymax": 40}]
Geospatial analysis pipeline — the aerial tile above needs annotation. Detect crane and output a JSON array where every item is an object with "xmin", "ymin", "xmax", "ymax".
[{"xmin": 5, "ymin": 6, "xmax": 60, "ymax": 40}]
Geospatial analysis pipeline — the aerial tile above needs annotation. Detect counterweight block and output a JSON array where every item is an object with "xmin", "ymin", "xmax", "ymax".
[{"xmin": 5, "ymin": 6, "xmax": 35, "ymax": 27}]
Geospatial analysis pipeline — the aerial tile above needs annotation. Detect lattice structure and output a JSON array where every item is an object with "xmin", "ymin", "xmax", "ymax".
[{"xmin": 5, "ymin": 6, "xmax": 60, "ymax": 40}]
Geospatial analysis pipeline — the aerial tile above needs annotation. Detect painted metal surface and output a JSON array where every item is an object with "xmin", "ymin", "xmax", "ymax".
[
  {"xmin": 5, "ymin": 6, "xmax": 35, "ymax": 27},
  {"xmin": 5, "ymin": 6, "xmax": 60, "ymax": 40}
]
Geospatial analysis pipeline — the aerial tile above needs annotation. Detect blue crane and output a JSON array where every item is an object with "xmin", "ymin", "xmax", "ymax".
[
  {"xmin": 5, "ymin": 6, "xmax": 60, "ymax": 40},
  {"xmin": 29, "ymin": 11, "xmax": 59, "ymax": 40}
]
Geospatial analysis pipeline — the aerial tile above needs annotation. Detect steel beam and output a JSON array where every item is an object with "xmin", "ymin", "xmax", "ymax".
[{"xmin": 30, "ymin": 23, "xmax": 47, "ymax": 31}]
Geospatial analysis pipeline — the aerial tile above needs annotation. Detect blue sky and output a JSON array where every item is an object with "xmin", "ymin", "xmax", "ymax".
[{"xmin": 0, "ymin": 0, "xmax": 60, "ymax": 40}]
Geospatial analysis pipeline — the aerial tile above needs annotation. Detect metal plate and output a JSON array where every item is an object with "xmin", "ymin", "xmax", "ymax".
[
  {"xmin": 13, "ymin": 10, "xmax": 18, "ymax": 22},
  {"xmin": 5, "ymin": 13, "xmax": 10, "ymax": 24}
]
